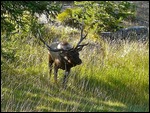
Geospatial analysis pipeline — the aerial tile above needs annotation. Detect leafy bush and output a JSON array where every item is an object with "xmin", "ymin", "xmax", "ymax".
[
  {"xmin": 57, "ymin": 1, "xmax": 136, "ymax": 33},
  {"xmin": 57, "ymin": 8, "xmax": 82, "ymax": 28},
  {"xmin": 1, "ymin": 1, "xmax": 62, "ymax": 34}
]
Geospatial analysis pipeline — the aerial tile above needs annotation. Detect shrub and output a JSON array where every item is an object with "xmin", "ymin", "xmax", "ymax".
[{"xmin": 57, "ymin": 1, "xmax": 136, "ymax": 33}]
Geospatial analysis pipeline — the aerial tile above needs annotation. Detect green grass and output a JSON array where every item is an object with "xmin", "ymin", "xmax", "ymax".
[{"xmin": 1, "ymin": 30, "xmax": 149, "ymax": 112}]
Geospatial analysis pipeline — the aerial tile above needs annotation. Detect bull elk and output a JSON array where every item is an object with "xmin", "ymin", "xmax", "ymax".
[{"xmin": 37, "ymin": 26, "xmax": 88, "ymax": 87}]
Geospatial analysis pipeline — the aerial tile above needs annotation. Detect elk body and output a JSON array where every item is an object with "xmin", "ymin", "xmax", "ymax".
[{"xmin": 37, "ymin": 28, "xmax": 88, "ymax": 87}]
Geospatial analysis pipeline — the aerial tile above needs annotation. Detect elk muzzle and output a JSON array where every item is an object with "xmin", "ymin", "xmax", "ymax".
[{"xmin": 60, "ymin": 49, "xmax": 82, "ymax": 66}]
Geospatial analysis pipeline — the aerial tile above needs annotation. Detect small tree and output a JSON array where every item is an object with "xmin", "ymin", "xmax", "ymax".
[{"xmin": 57, "ymin": 1, "xmax": 136, "ymax": 34}]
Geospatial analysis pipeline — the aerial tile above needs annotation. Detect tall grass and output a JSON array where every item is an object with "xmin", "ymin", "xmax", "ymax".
[{"xmin": 1, "ymin": 27, "xmax": 149, "ymax": 112}]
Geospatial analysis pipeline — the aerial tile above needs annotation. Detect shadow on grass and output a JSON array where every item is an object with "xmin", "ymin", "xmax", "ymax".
[
  {"xmin": 1, "ymin": 63, "xmax": 149, "ymax": 112},
  {"xmin": 65, "ymin": 69, "xmax": 149, "ymax": 112}
]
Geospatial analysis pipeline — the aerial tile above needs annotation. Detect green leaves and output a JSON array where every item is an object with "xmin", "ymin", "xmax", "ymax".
[
  {"xmin": 57, "ymin": 1, "xmax": 136, "ymax": 33},
  {"xmin": 1, "ymin": 1, "xmax": 62, "ymax": 34}
]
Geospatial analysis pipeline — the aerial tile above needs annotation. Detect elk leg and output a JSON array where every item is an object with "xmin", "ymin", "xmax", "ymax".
[
  {"xmin": 48, "ymin": 53, "xmax": 53, "ymax": 79},
  {"xmin": 54, "ymin": 64, "xmax": 58, "ymax": 84},
  {"xmin": 49, "ymin": 61, "xmax": 53, "ymax": 79},
  {"xmin": 62, "ymin": 68, "xmax": 70, "ymax": 88}
]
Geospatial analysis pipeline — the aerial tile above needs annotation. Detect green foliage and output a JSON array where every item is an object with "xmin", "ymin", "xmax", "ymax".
[
  {"xmin": 1, "ymin": 1, "xmax": 62, "ymax": 34},
  {"xmin": 57, "ymin": 1, "xmax": 136, "ymax": 33},
  {"xmin": 57, "ymin": 8, "xmax": 83, "ymax": 28}
]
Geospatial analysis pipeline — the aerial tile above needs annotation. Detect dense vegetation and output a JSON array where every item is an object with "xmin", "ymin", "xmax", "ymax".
[
  {"xmin": 57, "ymin": 1, "xmax": 136, "ymax": 33},
  {"xmin": 1, "ymin": 1, "xmax": 149, "ymax": 112},
  {"xmin": 1, "ymin": 1, "xmax": 61, "ymax": 34}
]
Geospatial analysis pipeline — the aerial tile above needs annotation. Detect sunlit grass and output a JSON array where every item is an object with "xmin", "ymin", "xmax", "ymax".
[{"xmin": 1, "ymin": 29, "xmax": 149, "ymax": 112}]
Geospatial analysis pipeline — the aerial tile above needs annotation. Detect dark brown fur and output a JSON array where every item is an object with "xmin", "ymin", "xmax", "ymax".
[{"xmin": 48, "ymin": 42, "xmax": 82, "ymax": 87}]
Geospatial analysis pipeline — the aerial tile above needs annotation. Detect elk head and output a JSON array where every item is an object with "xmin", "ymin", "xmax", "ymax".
[{"xmin": 37, "ymin": 26, "xmax": 88, "ymax": 88}]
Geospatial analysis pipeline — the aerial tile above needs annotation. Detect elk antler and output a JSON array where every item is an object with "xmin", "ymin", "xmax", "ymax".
[
  {"xmin": 37, "ymin": 29, "xmax": 73, "ymax": 52},
  {"xmin": 75, "ymin": 25, "xmax": 88, "ymax": 49}
]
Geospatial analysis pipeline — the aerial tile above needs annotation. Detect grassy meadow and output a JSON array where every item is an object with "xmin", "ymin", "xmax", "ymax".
[{"xmin": 1, "ymin": 26, "xmax": 149, "ymax": 112}]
